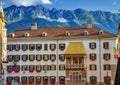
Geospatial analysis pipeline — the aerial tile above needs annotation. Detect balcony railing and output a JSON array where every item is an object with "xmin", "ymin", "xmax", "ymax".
[{"xmin": 66, "ymin": 64, "xmax": 86, "ymax": 69}]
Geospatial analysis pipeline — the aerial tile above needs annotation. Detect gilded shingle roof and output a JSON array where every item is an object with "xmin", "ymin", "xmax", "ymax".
[{"xmin": 7, "ymin": 27, "xmax": 115, "ymax": 40}]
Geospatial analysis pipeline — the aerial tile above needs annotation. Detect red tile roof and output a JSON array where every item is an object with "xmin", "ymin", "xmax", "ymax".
[{"xmin": 7, "ymin": 27, "xmax": 115, "ymax": 40}]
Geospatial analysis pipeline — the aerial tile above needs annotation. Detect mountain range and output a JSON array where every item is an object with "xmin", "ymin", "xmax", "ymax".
[{"xmin": 4, "ymin": 5, "xmax": 120, "ymax": 34}]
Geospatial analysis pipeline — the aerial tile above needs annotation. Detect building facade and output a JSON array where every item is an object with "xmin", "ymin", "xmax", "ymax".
[
  {"xmin": 5, "ymin": 22, "xmax": 118, "ymax": 85},
  {"xmin": 0, "ymin": 2, "xmax": 7, "ymax": 84}
]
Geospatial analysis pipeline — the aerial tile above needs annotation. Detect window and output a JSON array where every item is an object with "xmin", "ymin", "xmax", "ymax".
[
  {"xmin": 84, "ymin": 31, "xmax": 89, "ymax": 36},
  {"xmin": 104, "ymin": 64, "xmax": 111, "ymax": 70},
  {"xmin": 14, "ymin": 44, "xmax": 20, "ymax": 51},
  {"xmin": 22, "ymin": 65, "xmax": 28, "ymax": 71},
  {"xmin": 14, "ymin": 55, "xmax": 20, "ymax": 62},
  {"xmin": 59, "ymin": 65, "xmax": 65, "ymax": 70},
  {"xmin": 50, "ymin": 76, "xmax": 56, "ymax": 84},
  {"xmin": 104, "ymin": 76, "xmax": 111, "ymax": 84},
  {"xmin": 22, "ymin": 44, "xmax": 28, "ymax": 51},
  {"xmin": 7, "ymin": 77, "xmax": 13, "ymax": 84},
  {"xmin": 36, "ymin": 65, "xmax": 41, "ymax": 72},
  {"xmin": 50, "ymin": 65, "xmax": 56, "ymax": 71},
  {"xmin": 89, "ymin": 42, "xmax": 96, "ymax": 49},
  {"xmin": 59, "ymin": 54, "xmax": 65, "ymax": 61},
  {"xmin": 29, "ymin": 54, "xmax": 35, "ymax": 61},
  {"xmin": 43, "ymin": 54, "xmax": 49, "ymax": 61},
  {"xmin": 7, "ymin": 65, "xmax": 13, "ymax": 73},
  {"xmin": 59, "ymin": 43, "xmax": 65, "ymax": 51},
  {"xmin": 43, "ymin": 76, "xmax": 48, "ymax": 84},
  {"xmin": 59, "ymin": 76, "xmax": 65, "ymax": 84},
  {"xmin": 36, "ymin": 44, "xmax": 42, "ymax": 51},
  {"xmin": 90, "ymin": 76, "xmax": 97, "ymax": 84},
  {"xmin": 22, "ymin": 55, "xmax": 28, "ymax": 61},
  {"xmin": 103, "ymin": 53, "xmax": 111, "ymax": 61},
  {"xmin": 43, "ymin": 65, "xmax": 49, "ymax": 71},
  {"xmin": 21, "ymin": 76, "xmax": 27, "ymax": 84},
  {"xmin": 90, "ymin": 53, "xmax": 96, "ymax": 61},
  {"xmin": 14, "ymin": 65, "xmax": 20, "ymax": 73},
  {"xmin": 50, "ymin": 54, "xmax": 56, "ymax": 61},
  {"xmin": 7, "ymin": 44, "xmax": 13, "ymax": 51},
  {"xmin": 36, "ymin": 76, "xmax": 41, "ymax": 84},
  {"xmin": 29, "ymin": 44, "xmax": 35, "ymax": 51},
  {"xmin": 14, "ymin": 77, "xmax": 20, "ymax": 83},
  {"xmin": 7, "ymin": 55, "xmax": 13, "ymax": 62},
  {"xmin": 29, "ymin": 76, "xmax": 34, "ymax": 84},
  {"xmin": 50, "ymin": 44, "xmax": 56, "ymax": 51},
  {"xmin": 29, "ymin": 65, "xmax": 35, "ymax": 72},
  {"xmin": 36, "ymin": 54, "xmax": 42, "ymax": 61},
  {"xmin": 103, "ymin": 42, "xmax": 109, "ymax": 49},
  {"xmin": 44, "ymin": 44, "xmax": 48, "ymax": 50},
  {"xmin": 90, "ymin": 64, "xmax": 97, "ymax": 70}
]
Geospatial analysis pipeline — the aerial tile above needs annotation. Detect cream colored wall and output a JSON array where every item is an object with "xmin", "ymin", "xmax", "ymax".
[{"xmin": 6, "ymin": 37, "xmax": 117, "ymax": 84}]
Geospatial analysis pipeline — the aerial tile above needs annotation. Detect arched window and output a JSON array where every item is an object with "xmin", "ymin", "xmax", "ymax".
[
  {"xmin": 21, "ymin": 76, "xmax": 27, "ymax": 84},
  {"xmin": 43, "ymin": 54, "xmax": 49, "ymax": 61},
  {"xmin": 7, "ymin": 65, "xmax": 13, "ymax": 73},
  {"xmin": 36, "ymin": 54, "xmax": 42, "ymax": 61},
  {"xmin": 36, "ymin": 65, "xmax": 41, "ymax": 72},
  {"xmin": 59, "ymin": 54, "xmax": 65, "ymax": 61},
  {"xmin": 14, "ymin": 65, "xmax": 20, "ymax": 73},
  {"xmin": 50, "ymin": 44, "xmax": 56, "ymax": 51},
  {"xmin": 36, "ymin": 76, "xmax": 41, "ymax": 84},
  {"xmin": 29, "ymin": 65, "xmax": 35, "ymax": 72},
  {"xmin": 90, "ymin": 76, "xmax": 97, "ymax": 84},
  {"xmin": 7, "ymin": 55, "xmax": 13, "ymax": 62},
  {"xmin": 89, "ymin": 53, "xmax": 96, "ymax": 61},
  {"xmin": 59, "ymin": 76, "xmax": 65, "ymax": 84},
  {"xmin": 22, "ymin": 55, "xmax": 28, "ymax": 61},
  {"xmin": 29, "ymin": 44, "xmax": 35, "ymax": 51},
  {"xmin": 50, "ymin": 54, "xmax": 56, "ymax": 61},
  {"xmin": 43, "ymin": 76, "xmax": 48, "ymax": 84},
  {"xmin": 7, "ymin": 77, "xmax": 13, "ymax": 85},
  {"xmin": 50, "ymin": 76, "xmax": 56, "ymax": 84},
  {"xmin": 14, "ymin": 55, "xmax": 20, "ymax": 62},
  {"xmin": 104, "ymin": 76, "xmax": 111, "ymax": 84},
  {"xmin": 14, "ymin": 76, "xmax": 20, "ymax": 83},
  {"xmin": 89, "ymin": 42, "xmax": 96, "ymax": 49},
  {"xmin": 103, "ymin": 53, "xmax": 111, "ymax": 61},
  {"xmin": 59, "ymin": 43, "xmax": 65, "ymax": 51},
  {"xmin": 14, "ymin": 44, "xmax": 20, "ymax": 51},
  {"xmin": 29, "ymin": 76, "xmax": 34, "ymax": 84},
  {"xmin": 36, "ymin": 44, "xmax": 42, "ymax": 51},
  {"xmin": 29, "ymin": 54, "xmax": 35, "ymax": 61},
  {"xmin": 50, "ymin": 65, "xmax": 56, "ymax": 71},
  {"xmin": 22, "ymin": 44, "xmax": 28, "ymax": 51}
]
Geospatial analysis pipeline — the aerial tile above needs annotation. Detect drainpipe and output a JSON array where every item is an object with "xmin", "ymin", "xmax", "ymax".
[
  {"xmin": 56, "ymin": 39, "xmax": 59, "ymax": 85},
  {"xmin": 99, "ymin": 38, "xmax": 102, "ymax": 85}
]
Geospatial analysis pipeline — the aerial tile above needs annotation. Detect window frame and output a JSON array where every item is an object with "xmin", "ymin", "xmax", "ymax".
[{"xmin": 89, "ymin": 42, "xmax": 96, "ymax": 49}]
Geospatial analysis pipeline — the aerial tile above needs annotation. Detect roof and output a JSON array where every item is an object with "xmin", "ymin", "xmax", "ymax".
[
  {"xmin": 7, "ymin": 27, "xmax": 115, "ymax": 40},
  {"xmin": 65, "ymin": 42, "xmax": 86, "ymax": 55}
]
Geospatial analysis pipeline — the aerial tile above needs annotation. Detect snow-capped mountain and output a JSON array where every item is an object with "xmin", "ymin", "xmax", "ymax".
[{"xmin": 4, "ymin": 5, "xmax": 120, "ymax": 34}]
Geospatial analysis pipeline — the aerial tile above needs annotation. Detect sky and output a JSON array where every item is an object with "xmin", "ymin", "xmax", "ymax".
[{"xmin": 1, "ymin": 0, "xmax": 120, "ymax": 13}]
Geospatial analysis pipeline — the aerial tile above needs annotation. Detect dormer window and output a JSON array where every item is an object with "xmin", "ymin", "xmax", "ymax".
[
  {"xmin": 24, "ymin": 32, "xmax": 30, "ymax": 37},
  {"xmin": 42, "ymin": 32, "xmax": 47, "ymax": 37},
  {"xmin": 10, "ymin": 33, "xmax": 15, "ymax": 37},
  {"xmin": 84, "ymin": 31, "xmax": 88, "ymax": 36},
  {"xmin": 65, "ymin": 31, "xmax": 70, "ymax": 36},
  {"xmin": 99, "ymin": 30, "xmax": 104, "ymax": 35}
]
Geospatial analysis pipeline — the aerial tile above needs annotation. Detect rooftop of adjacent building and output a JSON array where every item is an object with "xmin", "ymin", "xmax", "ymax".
[{"xmin": 7, "ymin": 21, "xmax": 117, "ymax": 40}]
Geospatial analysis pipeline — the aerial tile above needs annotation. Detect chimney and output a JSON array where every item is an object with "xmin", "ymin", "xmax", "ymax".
[
  {"xmin": 118, "ymin": 23, "xmax": 120, "ymax": 31},
  {"xmin": 31, "ymin": 22, "xmax": 37, "ymax": 30},
  {"xmin": 87, "ymin": 20, "xmax": 92, "ymax": 29}
]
